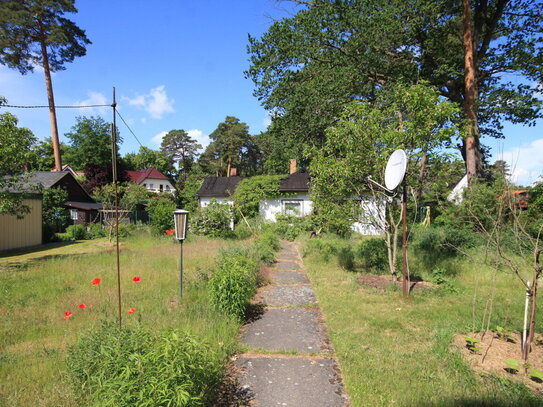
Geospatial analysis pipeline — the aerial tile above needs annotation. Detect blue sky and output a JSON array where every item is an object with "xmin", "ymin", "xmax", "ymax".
[{"xmin": 0, "ymin": 0, "xmax": 541, "ymax": 185}]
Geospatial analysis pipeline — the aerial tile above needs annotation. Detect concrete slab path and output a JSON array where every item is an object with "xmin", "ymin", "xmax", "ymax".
[{"xmin": 233, "ymin": 241, "xmax": 350, "ymax": 406}]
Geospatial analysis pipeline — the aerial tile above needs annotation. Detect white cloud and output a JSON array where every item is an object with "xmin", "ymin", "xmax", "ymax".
[
  {"xmin": 151, "ymin": 131, "xmax": 167, "ymax": 146},
  {"xmin": 74, "ymin": 91, "xmax": 109, "ymax": 114},
  {"xmin": 263, "ymin": 112, "xmax": 272, "ymax": 128},
  {"xmin": 498, "ymin": 138, "xmax": 543, "ymax": 186},
  {"xmin": 187, "ymin": 129, "xmax": 210, "ymax": 150},
  {"xmin": 124, "ymin": 85, "xmax": 175, "ymax": 119}
]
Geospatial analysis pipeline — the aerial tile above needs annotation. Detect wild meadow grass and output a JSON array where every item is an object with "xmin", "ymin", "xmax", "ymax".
[
  {"xmin": 0, "ymin": 231, "xmax": 245, "ymax": 406},
  {"xmin": 302, "ymin": 236, "xmax": 543, "ymax": 406}
]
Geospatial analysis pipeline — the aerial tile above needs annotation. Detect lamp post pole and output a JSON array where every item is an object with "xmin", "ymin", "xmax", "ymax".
[{"xmin": 179, "ymin": 239, "xmax": 184, "ymax": 298}]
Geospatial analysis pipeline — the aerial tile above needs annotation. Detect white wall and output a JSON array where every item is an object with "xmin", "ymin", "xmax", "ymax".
[
  {"xmin": 351, "ymin": 197, "xmax": 387, "ymax": 236},
  {"xmin": 141, "ymin": 178, "xmax": 176, "ymax": 194},
  {"xmin": 260, "ymin": 193, "xmax": 313, "ymax": 221}
]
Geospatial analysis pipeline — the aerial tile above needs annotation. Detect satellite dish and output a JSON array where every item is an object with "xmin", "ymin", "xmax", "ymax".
[{"xmin": 384, "ymin": 149, "xmax": 407, "ymax": 190}]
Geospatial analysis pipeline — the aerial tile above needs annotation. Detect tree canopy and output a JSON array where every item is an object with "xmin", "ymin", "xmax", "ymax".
[
  {"xmin": 247, "ymin": 0, "xmax": 543, "ymax": 176},
  {"xmin": 160, "ymin": 129, "xmax": 202, "ymax": 175}
]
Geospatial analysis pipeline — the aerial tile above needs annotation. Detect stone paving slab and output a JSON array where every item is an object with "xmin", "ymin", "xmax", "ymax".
[
  {"xmin": 241, "ymin": 308, "xmax": 330, "ymax": 353},
  {"xmin": 255, "ymin": 285, "xmax": 316, "ymax": 306},
  {"xmin": 234, "ymin": 356, "xmax": 348, "ymax": 407},
  {"xmin": 276, "ymin": 252, "xmax": 299, "ymax": 261},
  {"xmin": 268, "ymin": 269, "xmax": 310, "ymax": 284},
  {"xmin": 275, "ymin": 260, "xmax": 302, "ymax": 271}
]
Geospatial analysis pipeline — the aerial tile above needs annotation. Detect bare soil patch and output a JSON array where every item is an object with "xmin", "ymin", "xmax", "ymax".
[
  {"xmin": 453, "ymin": 332, "xmax": 543, "ymax": 395},
  {"xmin": 357, "ymin": 274, "xmax": 436, "ymax": 291}
]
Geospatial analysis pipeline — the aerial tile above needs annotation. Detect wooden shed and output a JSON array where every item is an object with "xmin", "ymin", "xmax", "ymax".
[{"xmin": 0, "ymin": 197, "xmax": 43, "ymax": 251}]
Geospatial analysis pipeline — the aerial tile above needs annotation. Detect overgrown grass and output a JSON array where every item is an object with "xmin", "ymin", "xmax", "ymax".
[
  {"xmin": 0, "ymin": 232, "xmax": 246, "ymax": 406},
  {"xmin": 302, "ymin": 237, "xmax": 543, "ymax": 406}
]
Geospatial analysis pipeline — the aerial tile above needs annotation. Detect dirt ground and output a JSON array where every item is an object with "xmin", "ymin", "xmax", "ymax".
[
  {"xmin": 357, "ymin": 273, "xmax": 436, "ymax": 291},
  {"xmin": 453, "ymin": 332, "xmax": 543, "ymax": 395}
]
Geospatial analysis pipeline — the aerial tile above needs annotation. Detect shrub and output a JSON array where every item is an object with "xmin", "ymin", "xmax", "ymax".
[
  {"xmin": 302, "ymin": 238, "xmax": 339, "ymax": 262},
  {"xmin": 254, "ymin": 230, "xmax": 280, "ymax": 265},
  {"xmin": 209, "ymin": 249, "xmax": 258, "ymax": 320},
  {"xmin": 66, "ymin": 323, "xmax": 222, "ymax": 406},
  {"xmin": 190, "ymin": 200, "xmax": 233, "ymax": 238},
  {"xmin": 87, "ymin": 222, "xmax": 105, "ymax": 239},
  {"xmin": 337, "ymin": 246, "xmax": 355, "ymax": 271},
  {"xmin": 356, "ymin": 238, "xmax": 388, "ymax": 273},
  {"xmin": 147, "ymin": 196, "xmax": 176, "ymax": 235},
  {"xmin": 66, "ymin": 224, "xmax": 88, "ymax": 240},
  {"xmin": 273, "ymin": 214, "xmax": 311, "ymax": 241},
  {"xmin": 411, "ymin": 225, "xmax": 478, "ymax": 260}
]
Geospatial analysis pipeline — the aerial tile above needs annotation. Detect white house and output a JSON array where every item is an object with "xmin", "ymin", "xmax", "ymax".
[
  {"xmin": 259, "ymin": 160, "xmax": 385, "ymax": 235},
  {"xmin": 126, "ymin": 168, "xmax": 176, "ymax": 194}
]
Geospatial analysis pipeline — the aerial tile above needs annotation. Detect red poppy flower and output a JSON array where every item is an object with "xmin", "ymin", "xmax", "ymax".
[
  {"xmin": 91, "ymin": 278, "xmax": 102, "ymax": 286},
  {"xmin": 64, "ymin": 311, "xmax": 73, "ymax": 319},
  {"xmin": 78, "ymin": 304, "xmax": 87, "ymax": 309},
  {"xmin": 127, "ymin": 307, "xmax": 136, "ymax": 314},
  {"xmin": 164, "ymin": 229, "xmax": 175, "ymax": 235},
  {"xmin": 132, "ymin": 276, "xmax": 141, "ymax": 283}
]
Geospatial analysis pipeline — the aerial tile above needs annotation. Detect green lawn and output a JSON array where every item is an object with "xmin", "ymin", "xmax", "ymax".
[
  {"xmin": 302, "ymin": 238, "xmax": 543, "ymax": 407},
  {"xmin": 0, "ymin": 232, "xmax": 244, "ymax": 407}
]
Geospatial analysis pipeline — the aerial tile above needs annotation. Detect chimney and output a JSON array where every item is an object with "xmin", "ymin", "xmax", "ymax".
[
  {"xmin": 229, "ymin": 168, "xmax": 237, "ymax": 177},
  {"xmin": 289, "ymin": 159, "xmax": 297, "ymax": 175}
]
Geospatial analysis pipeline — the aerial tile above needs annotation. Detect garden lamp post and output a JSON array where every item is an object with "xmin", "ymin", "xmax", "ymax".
[{"xmin": 174, "ymin": 209, "xmax": 189, "ymax": 297}]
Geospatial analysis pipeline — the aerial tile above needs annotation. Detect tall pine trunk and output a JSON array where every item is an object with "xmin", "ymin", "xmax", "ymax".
[
  {"xmin": 38, "ymin": 22, "xmax": 62, "ymax": 171},
  {"xmin": 462, "ymin": 0, "xmax": 481, "ymax": 185}
]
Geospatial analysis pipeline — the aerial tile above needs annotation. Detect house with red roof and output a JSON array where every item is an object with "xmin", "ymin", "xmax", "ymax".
[{"xmin": 126, "ymin": 168, "xmax": 176, "ymax": 194}]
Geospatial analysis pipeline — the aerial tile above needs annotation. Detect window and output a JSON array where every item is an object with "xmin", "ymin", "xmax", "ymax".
[
  {"xmin": 143, "ymin": 183, "xmax": 147, "ymax": 188},
  {"xmin": 70, "ymin": 209, "xmax": 78, "ymax": 221},
  {"xmin": 159, "ymin": 184, "xmax": 163, "ymax": 192},
  {"xmin": 149, "ymin": 183, "xmax": 154, "ymax": 190},
  {"xmin": 282, "ymin": 200, "xmax": 303, "ymax": 217},
  {"xmin": 165, "ymin": 185, "xmax": 171, "ymax": 191}
]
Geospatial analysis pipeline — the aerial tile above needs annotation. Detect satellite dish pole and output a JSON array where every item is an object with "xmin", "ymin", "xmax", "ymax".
[{"xmin": 381, "ymin": 149, "xmax": 409, "ymax": 296}]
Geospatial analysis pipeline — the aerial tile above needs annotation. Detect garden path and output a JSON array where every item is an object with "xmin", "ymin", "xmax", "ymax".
[{"xmin": 234, "ymin": 241, "xmax": 350, "ymax": 406}]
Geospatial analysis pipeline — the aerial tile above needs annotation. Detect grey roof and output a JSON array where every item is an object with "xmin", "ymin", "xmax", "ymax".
[
  {"xmin": 65, "ymin": 201, "xmax": 103, "ymax": 210},
  {"xmin": 198, "ymin": 176, "xmax": 243, "ymax": 197},
  {"xmin": 279, "ymin": 171, "xmax": 310, "ymax": 193}
]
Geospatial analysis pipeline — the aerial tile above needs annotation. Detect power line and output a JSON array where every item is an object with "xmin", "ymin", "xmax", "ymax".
[
  {"xmin": 1, "ymin": 103, "xmax": 111, "ymax": 109},
  {"xmin": 116, "ymin": 109, "xmax": 143, "ymax": 148}
]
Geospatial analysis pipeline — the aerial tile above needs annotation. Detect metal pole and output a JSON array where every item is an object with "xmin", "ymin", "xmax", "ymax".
[
  {"xmin": 179, "ymin": 240, "xmax": 184, "ymax": 297},
  {"xmin": 112, "ymin": 87, "xmax": 122, "ymax": 329},
  {"xmin": 402, "ymin": 181, "xmax": 408, "ymax": 297}
]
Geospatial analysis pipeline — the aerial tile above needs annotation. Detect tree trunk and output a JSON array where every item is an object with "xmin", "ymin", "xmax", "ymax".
[
  {"xmin": 462, "ymin": 0, "xmax": 481, "ymax": 185},
  {"xmin": 38, "ymin": 25, "xmax": 62, "ymax": 171},
  {"xmin": 523, "ymin": 281, "xmax": 538, "ymax": 362}
]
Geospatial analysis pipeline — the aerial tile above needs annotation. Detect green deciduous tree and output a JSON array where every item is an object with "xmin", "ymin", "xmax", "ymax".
[
  {"xmin": 64, "ymin": 116, "xmax": 119, "ymax": 170},
  {"xmin": 0, "ymin": 0, "xmax": 91, "ymax": 171},
  {"xmin": 247, "ymin": 0, "xmax": 543, "ymax": 182},
  {"xmin": 123, "ymin": 146, "xmax": 175, "ymax": 179},
  {"xmin": 0, "ymin": 111, "xmax": 37, "ymax": 217}
]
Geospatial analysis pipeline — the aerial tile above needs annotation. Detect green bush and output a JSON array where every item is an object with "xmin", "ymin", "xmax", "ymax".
[
  {"xmin": 411, "ymin": 225, "xmax": 478, "ymax": 260},
  {"xmin": 66, "ymin": 224, "xmax": 88, "ymax": 240},
  {"xmin": 87, "ymin": 222, "xmax": 105, "ymax": 239},
  {"xmin": 337, "ymin": 246, "xmax": 355, "ymax": 271},
  {"xmin": 147, "ymin": 196, "xmax": 176, "ymax": 235},
  {"xmin": 254, "ymin": 230, "xmax": 281, "ymax": 265},
  {"xmin": 356, "ymin": 238, "xmax": 388, "ymax": 273},
  {"xmin": 302, "ymin": 238, "xmax": 339, "ymax": 262},
  {"xmin": 190, "ymin": 200, "xmax": 233, "ymax": 238},
  {"xmin": 209, "ymin": 249, "xmax": 258, "ymax": 320},
  {"xmin": 66, "ymin": 323, "xmax": 222, "ymax": 406},
  {"xmin": 273, "ymin": 214, "xmax": 311, "ymax": 241},
  {"xmin": 233, "ymin": 221, "xmax": 253, "ymax": 239}
]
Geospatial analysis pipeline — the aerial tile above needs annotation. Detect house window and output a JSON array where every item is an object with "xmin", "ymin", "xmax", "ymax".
[
  {"xmin": 70, "ymin": 209, "xmax": 78, "ymax": 221},
  {"xmin": 165, "ymin": 185, "xmax": 171, "ymax": 191},
  {"xmin": 149, "ymin": 183, "xmax": 154, "ymax": 190},
  {"xmin": 282, "ymin": 199, "xmax": 303, "ymax": 217},
  {"xmin": 159, "ymin": 184, "xmax": 163, "ymax": 192},
  {"xmin": 143, "ymin": 183, "xmax": 147, "ymax": 188}
]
